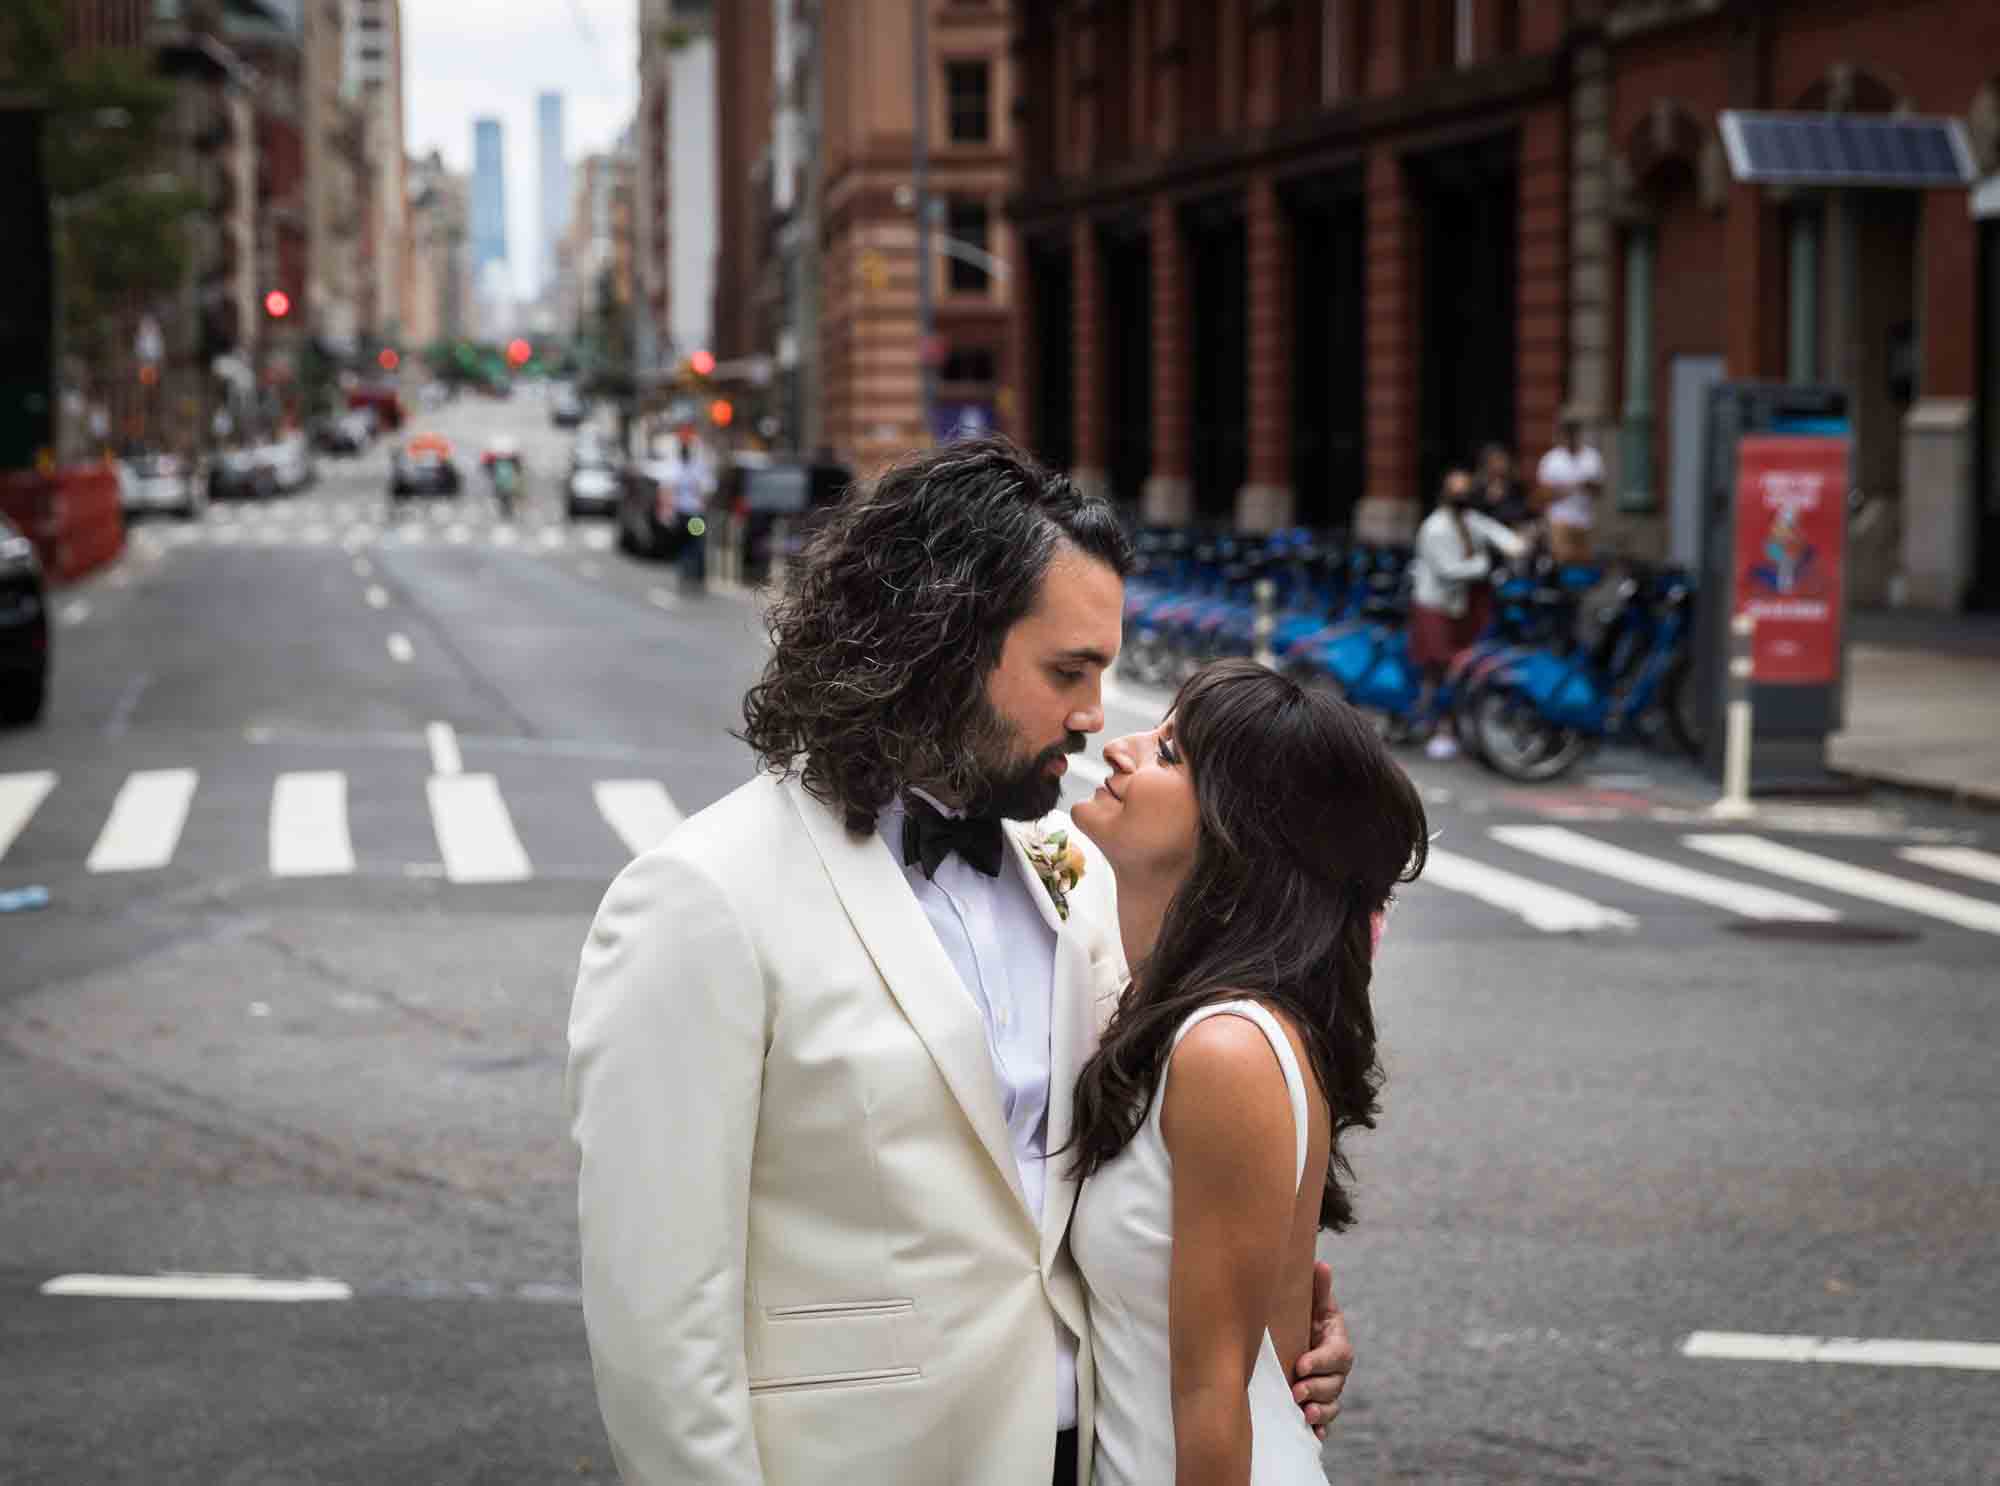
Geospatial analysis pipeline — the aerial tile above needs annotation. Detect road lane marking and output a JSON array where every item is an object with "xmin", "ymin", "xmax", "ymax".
[
  {"xmin": 447, "ymin": 524, "xmax": 471, "ymax": 545},
  {"xmin": 86, "ymin": 768, "xmax": 197, "ymax": 873},
  {"xmin": 1418, "ymin": 849, "xmax": 1638, "ymax": 934},
  {"xmin": 648, "ymin": 587, "xmax": 679, "ymax": 610},
  {"xmin": 1681, "ymin": 1331, "xmax": 2000, "ymax": 1371},
  {"xmin": 364, "ymin": 584, "xmax": 389, "ymax": 609},
  {"xmin": 58, "ymin": 600, "xmax": 89, "ymax": 626},
  {"xmin": 427, "ymin": 774, "xmax": 532, "ymax": 883},
  {"xmin": 1490, "ymin": 826, "xmax": 1839, "ymax": 922},
  {"xmin": 302, "ymin": 524, "xmax": 330, "ymax": 544},
  {"xmin": 538, "ymin": 526, "xmax": 565, "ymax": 548},
  {"xmin": 1898, "ymin": 845, "xmax": 2000, "ymax": 890},
  {"xmin": 0, "ymin": 771, "xmax": 56, "ymax": 861},
  {"xmin": 40, "ymin": 1273, "xmax": 352, "ymax": 1303},
  {"xmin": 386, "ymin": 632, "xmax": 414, "ymax": 663},
  {"xmin": 491, "ymin": 524, "xmax": 518, "ymax": 546},
  {"xmin": 582, "ymin": 527, "xmax": 613, "ymax": 551},
  {"xmin": 426, "ymin": 721, "xmax": 463, "ymax": 777},
  {"xmin": 269, "ymin": 771, "xmax": 355, "ymax": 877},
  {"xmin": 400, "ymin": 525, "xmax": 427, "ymax": 545},
  {"xmin": 593, "ymin": 780, "xmax": 684, "ymax": 856},
  {"xmin": 353, "ymin": 557, "xmax": 373, "ymax": 577},
  {"xmin": 1683, "ymin": 835, "xmax": 2000, "ymax": 936}
]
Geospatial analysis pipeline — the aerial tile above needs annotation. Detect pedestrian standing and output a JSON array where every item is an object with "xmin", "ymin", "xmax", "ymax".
[
  {"xmin": 1410, "ymin": 468, "xmax": 1527, "ymax": 760},
  {"xmin": 1477, "ymin": 442, "xmax": 1534, "ymax": 535},
  {"xmin": 670, "ymin": 432, "xmax": 713, "ymax": 592},
  {"xmin": 1533, "ymin": 409, "xmax": 1605, "ymax": 564}
]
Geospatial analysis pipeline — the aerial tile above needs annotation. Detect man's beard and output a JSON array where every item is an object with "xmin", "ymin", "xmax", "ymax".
[{"xmin": 963, "ymin": 697, "xmax": 1085, "ymax": 822}]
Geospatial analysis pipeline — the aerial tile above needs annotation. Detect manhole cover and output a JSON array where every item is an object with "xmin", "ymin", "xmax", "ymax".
[{"xmin": 1724, "ymin": 920, "xmax": 1918, "ymax": 945}]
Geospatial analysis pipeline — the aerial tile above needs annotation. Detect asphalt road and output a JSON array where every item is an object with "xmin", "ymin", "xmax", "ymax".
[{"xmin": 3, "ymin": 390, "xmax": 1996, "ymax": 1483}]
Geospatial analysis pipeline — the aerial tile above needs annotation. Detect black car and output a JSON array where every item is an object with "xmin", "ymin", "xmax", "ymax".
[
  {"xmin": 390, "ymin": 439, "xmax": 463, "ymax": 498},
  {"xmin": 0, "ymin": 515, "xmax": 49, "ymax": 726}
]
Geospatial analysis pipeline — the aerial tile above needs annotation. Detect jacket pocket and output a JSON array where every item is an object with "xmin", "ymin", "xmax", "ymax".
[
  {"xmin": 750, "ymin": 1297, "xmax": 923, "ymax": 1390},
  {"xmin": 747, "ymin": 1365, "xmax": 922, "ymax": 1397},
  {"xmin": 765, "ymin": 1297, "xmax": 913, "ymax": 1322}
]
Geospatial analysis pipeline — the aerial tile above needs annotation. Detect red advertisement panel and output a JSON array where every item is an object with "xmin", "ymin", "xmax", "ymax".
[{"xmin": 1733, "ymin": 435, "xmax": 1848, "ymax": 685}]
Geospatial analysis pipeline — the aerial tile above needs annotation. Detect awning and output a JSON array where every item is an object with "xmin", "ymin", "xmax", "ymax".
[{"xmin": 1719, "ymin": 111, "xmax": 1975, "ymax": 189}]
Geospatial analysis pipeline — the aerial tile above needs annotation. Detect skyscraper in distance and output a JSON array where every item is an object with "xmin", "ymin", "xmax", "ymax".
[
  {"xmin": 537, "ymin": 92, "xmax": 569, "ymax": 297},
  {"xmin": 471, "ymin": 117, "xmax": 508, "ymax": 279}
]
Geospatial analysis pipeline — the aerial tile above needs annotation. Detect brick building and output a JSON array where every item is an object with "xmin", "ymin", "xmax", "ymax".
[
  {"xmin": 1596, "ymin": 0, "xmax": 1998, "ymax": 608},
  {"xmin": 815, "ymin": 0, "xmax": 1016, "ymax": 471},
  {"xmin": 1008, "ymin": 0, "xmax": 1999, "ymax": 612},
  {"xmin": 1009, "ymin": 0, "xmax": 1571, "ymax": 541}
]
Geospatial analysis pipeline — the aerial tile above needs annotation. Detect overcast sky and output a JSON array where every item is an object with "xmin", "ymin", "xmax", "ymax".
[{"xmin": 402, "ymin": 0, "xmax": 638, "ymax": 298}]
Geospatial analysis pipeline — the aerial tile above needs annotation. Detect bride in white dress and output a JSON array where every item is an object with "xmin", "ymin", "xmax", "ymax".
[{"xmin": 1066, "ymin": 660, "xmax": 1428, "ymax": 1486}]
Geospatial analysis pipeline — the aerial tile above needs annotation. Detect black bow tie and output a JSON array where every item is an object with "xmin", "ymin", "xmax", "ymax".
[{"xmin": 902, "ymin": 795, "xmax": 1005, "ymax": 880}]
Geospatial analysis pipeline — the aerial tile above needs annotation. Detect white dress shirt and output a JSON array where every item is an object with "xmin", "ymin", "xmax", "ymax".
[{"xmin": 878, "ymin": 789, "xmax": 1080, "ymax": 1431}]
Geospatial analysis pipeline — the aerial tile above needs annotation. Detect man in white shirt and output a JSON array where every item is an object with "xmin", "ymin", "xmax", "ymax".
[
  {"xmin": 567, "ymin": 438, "xmax": 1356, "ymax": 1486},
  {"xmin": 1535, "ymin": 409, "xmax": 1605, "ymax": 563}
]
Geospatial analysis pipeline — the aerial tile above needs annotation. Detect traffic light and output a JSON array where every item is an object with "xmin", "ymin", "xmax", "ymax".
[
  {"xmin": 505, "ymin": 338, "xmax": 532, "ymax": 369},
  {"xmin": 690, "ymin": 348, "xmax": 715, "ymax": 377},
  {"xmin": 264, "ymin": 289, "xmax": 291, "ymax": 319},
  {"xmin": 378, "ymin": 348, "xmax": 400, "ymax": 372},
  {"xmin": 709, "ymin": 398, "xmax": 734, "ymax": 428}
]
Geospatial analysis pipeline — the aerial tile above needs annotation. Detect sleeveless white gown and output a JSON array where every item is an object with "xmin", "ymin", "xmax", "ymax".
[{"xmin": 1071, "ymin": 1000, "xmax": 1328, "ymax": 1485}]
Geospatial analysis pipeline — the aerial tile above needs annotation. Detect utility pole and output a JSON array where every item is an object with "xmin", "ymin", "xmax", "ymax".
[{"xmin": 912, "ymin": 0, "xmax": 936, "ymax": 445}]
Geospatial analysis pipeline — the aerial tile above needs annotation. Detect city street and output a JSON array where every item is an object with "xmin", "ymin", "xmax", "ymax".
[{"xmin": 3, "ymin": 395, "xmax": 1998, "ymax": 1483}]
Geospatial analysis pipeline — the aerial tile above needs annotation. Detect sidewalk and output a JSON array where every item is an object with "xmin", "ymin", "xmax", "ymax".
[{"xmin": 1831, "ymin": 609, "xmax": 2000, "ymax": 806}]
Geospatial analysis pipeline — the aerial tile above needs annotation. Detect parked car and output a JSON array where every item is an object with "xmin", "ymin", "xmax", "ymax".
[
  {"xmin": 264, "ymin": 433, "xmax": 316, "ymax": 493},
  {"xmin": 311, "ymin": 411, "xmax": 373, "ymax": 454},
  {"xmin": 550, "ymin": 384, "xmax": 588, "ymax": 428},
  {"xmin": 208, "ymin": 445, "xmax": 277, "ymax": 501},
  {"xmin": 615, "ymin": 454, "xmax": 693, "ymax": 559},
  {"xmin": 390, "ymin": 433, "xmax": 462, "ymax": 498},
  {"xmin": 347, "ymin": 383, "xmax": 404, "ymax": 432},
  {"xmin": 0, "ymin": 514, "xmax": 49, "ymax": 726},
  {"xmin": 565, "ymin": 442, "xmax": 623, "ymax": 520},
  {"xmin": 116, "ymin": 450, "xmax": 207, "ymax": 520}
]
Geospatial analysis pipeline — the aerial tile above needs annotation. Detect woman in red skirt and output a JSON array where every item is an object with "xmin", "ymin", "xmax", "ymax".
[{"xmin": 1410, "ymin": 468, "xmax": 1527, "ymax": 760}]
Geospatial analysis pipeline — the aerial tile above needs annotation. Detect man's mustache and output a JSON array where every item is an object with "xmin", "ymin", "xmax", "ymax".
[{"xmin": 1038, "ymin": 733, "xmax": 1087, "ymax": 765}]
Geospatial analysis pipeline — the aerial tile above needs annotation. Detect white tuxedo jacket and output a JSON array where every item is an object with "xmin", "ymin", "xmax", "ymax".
[{"xmin": 567, "ymin": 771, "xmax": 1127, "ymax": 1486}]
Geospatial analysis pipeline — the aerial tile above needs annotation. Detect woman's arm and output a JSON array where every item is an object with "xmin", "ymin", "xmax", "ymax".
[
  {"xmin": 1469, "ymin": 510, "xmax": 1530, "ymax": 561},
  {"xmin": 1162, "ymin": 1015, "xmax": 1302, "ymax": 1486},
  {"xmin": 1417, "ymin": 514, "xmax": 1493, "ymax": 584}
]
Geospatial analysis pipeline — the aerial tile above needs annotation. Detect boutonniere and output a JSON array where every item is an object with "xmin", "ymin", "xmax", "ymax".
[{"xmin": 1025, "ymin": 826, "xmax": 1086, "ymax": 921}]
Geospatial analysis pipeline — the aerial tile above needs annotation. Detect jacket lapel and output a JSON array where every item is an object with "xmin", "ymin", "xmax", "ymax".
[
  {"xmin": 787, "ymin": 777, "xmax": 1034, "ymax": 1224},
  {"xmin": 1003, "ymin": 824, "xmax": 1094, "ymax": 1273}
]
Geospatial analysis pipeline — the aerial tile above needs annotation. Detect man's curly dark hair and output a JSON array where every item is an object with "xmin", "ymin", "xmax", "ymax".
[{"xmin": 739, "ymin": 437, "xmax": 1132, "ymax": 835}]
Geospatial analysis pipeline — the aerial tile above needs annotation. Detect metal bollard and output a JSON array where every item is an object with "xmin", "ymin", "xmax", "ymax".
[
  {"xmin": 1710, "ymin": 612, "xmax": 1757, "ymax": 819},
  {"xmin": 1253, "ymin": 578, "xmax": 1278, "ymax": 669}
]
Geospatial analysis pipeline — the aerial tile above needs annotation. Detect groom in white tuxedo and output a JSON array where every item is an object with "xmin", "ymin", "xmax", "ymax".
[{"xmin": 567, "ymin": 439, "xmax": 1353, "ymax": 1486}]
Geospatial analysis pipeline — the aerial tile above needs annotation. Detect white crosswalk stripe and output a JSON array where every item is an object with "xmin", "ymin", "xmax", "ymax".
[
  {"xmin": 270, "ymin": 771, "xmax": 356, "ymax": 877},
  {"xmin": 1684, "ymin": 834, "xmax": 2000, "ymax": 936},
  {"xmin": 427, "ymin": 774, "xmax": 532, "ymax": 883},
  {"xmin": 593, "ymin": 780, "xmax": 683, "ymax": 857},
  {"xmin": 1418, "ymin": 848, "xmax": 1637, "ymax": 934},
  {"xmin": 1898, "ymin": 845, "xmax": 2000, "ymax": 891},
  {"xmin": 87, "ymin": 768, "xmax": 198, "ymax": 873},
  {"xmin": 1490, "ymin": 825, "xmax": 1839, "ymax": 922},
  {"xmin": 0, "ymin": 770, "xmax": 56, "ymax": 860}
]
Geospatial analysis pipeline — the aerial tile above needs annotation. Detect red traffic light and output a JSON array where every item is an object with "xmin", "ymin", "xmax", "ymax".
[
  {"xmin": 378, "ymin": 348, "xmax": 400, "ymax": 371},
  {"xmin": 264, "ymin": 289, "xmax": 291, "ymax": 319},
  {"xmin": 505, "ymin": 338, "xmax": 532, "ymax": 368},
  {"xmin": 690, "ymin": 348, "xmax": 716, "ymax": 377},
  {"xmin": 709, "ymin": 398, "xmax": 735, "ymax": 428}
]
